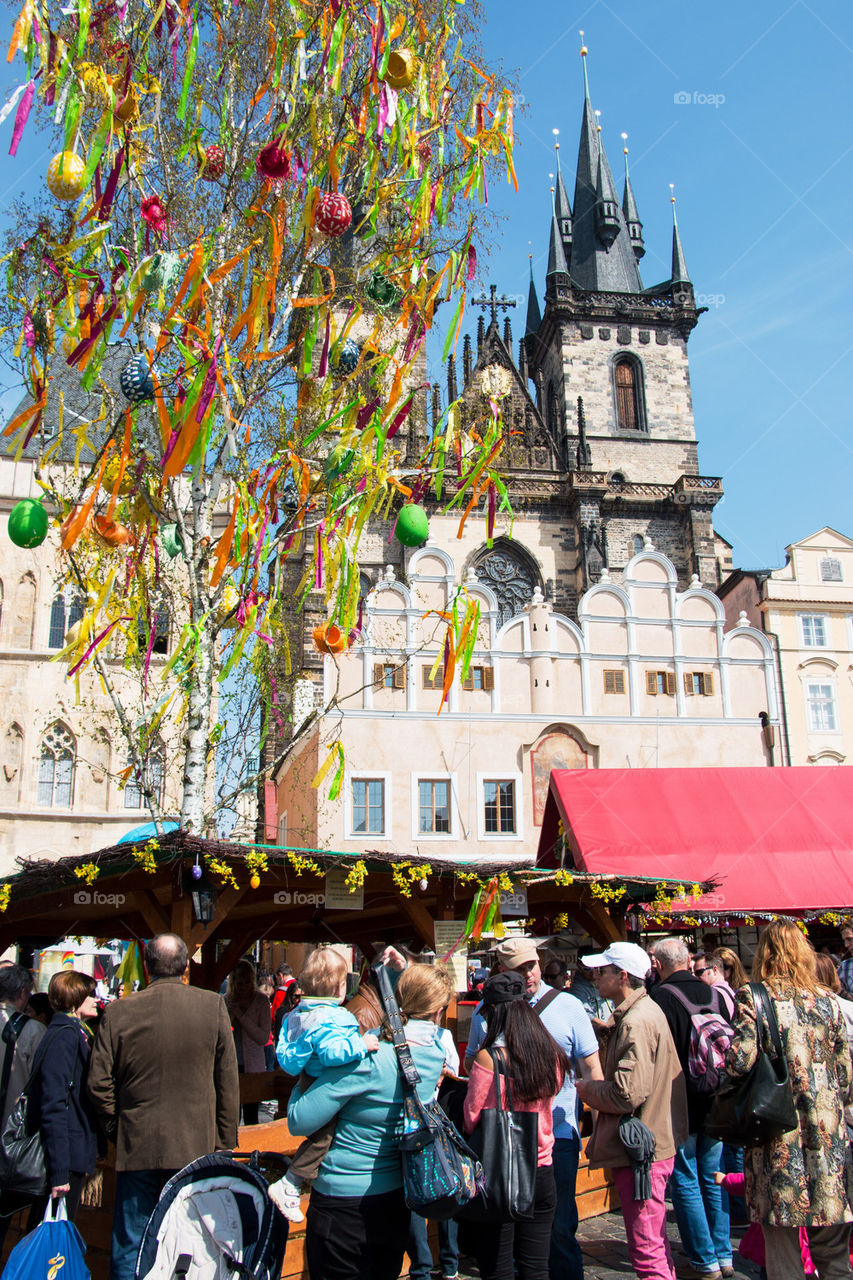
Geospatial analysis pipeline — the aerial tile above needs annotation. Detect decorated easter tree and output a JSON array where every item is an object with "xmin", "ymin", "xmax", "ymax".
[{"xmin": 2, "ymin": 0, "xmax": 516, "ymax": 836}]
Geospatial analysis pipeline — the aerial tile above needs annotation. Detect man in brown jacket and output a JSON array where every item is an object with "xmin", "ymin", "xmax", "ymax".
[
  {"xmin": 577, "ymin": 942, "xmax": 688, "ymax": 1280},
  {"xmin": 88, "ymin": 934, "xmax": 239, "ymax": 1280}
]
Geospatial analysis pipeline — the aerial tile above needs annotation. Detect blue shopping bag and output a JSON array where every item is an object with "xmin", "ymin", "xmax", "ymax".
[{"xmin": 1, "ymin": 1197, "xmax": 90, "ymax": 1280}]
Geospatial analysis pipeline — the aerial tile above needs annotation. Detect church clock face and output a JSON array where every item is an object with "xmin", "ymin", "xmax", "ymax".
[{"xmin": 475, "ymin": 549, "xmax": 538, "ymax": 628}]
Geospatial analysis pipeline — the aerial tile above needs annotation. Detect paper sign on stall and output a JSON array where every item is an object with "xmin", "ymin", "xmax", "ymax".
[{"xmin": 433, "ymin": 921, "xmax": 468, "ymax": 991}]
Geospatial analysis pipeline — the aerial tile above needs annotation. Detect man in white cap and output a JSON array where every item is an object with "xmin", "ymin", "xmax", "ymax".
[
  {"xmin": 464, "ymin": 936, "xmax": 602, "ymax": 1280},
  {"xmin": 576, "ymin": 942, "xmax": 688, "ymax": 1280}
]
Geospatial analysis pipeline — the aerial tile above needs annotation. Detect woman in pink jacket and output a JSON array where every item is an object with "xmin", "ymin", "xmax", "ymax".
[
  {"xmin": 226, "ymin": 960, "xmax": 271, "ymax": 1126},
  {"xmin": 462, "ymin": 971, "xmax": 569, "ymax": 1280}
]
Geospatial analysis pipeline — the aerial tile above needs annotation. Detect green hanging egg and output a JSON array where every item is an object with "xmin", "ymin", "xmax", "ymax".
[
  {"xmin": 395, "ymin": 503, "xmax": 429, "ymax": 548},
  {"xmin": 8, "ymin": 499, "xmax": 48, "ymax": 548},
  {"xmin": 365, "ymin": 271, "xmax": 401, "ymax": 311},
  {"xmin": 160, "ymin": 523, "xmax": 184, "ymax": 559},
  {"xmin": 324, "ymin": 445, "xmax": 355, "ymax": 483}
]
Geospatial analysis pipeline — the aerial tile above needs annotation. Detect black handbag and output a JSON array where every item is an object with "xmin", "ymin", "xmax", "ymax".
[
  {"xmin": 706, "ymin": 981, "xmax": 799, "ymax": 1148},
  {"xmin": 457, "ymin": 1047, "xmax": 539, "ymax": 1223},
  {"xmin": 373, "ymin": 965, "xmax": 484, "ymax": 1220},
  {"xmin": 0, "ymin": 1031, "xmax": 52, "ymax": 1196}
]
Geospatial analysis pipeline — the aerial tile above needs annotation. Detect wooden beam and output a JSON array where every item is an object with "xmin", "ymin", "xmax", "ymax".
[
  {"xmin": 211, "ymin": 930, "xmax": 257, "ymax": 989},
  {"xmin": 132, "ymin": 890, "xmax": 170, "ymax": 938},
  {"xmin": 570, "ymin": 902, "xmax": 626, "ymax": 945},
  {"xmin": 397, "ymin": 896, "xmax": 436, "ymax": 948}
]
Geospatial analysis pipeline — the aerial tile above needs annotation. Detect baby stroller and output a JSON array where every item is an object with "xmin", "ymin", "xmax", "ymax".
[{"xmin": 135, "ymin": 1151, "xmax": 290, "ymax": 1280}]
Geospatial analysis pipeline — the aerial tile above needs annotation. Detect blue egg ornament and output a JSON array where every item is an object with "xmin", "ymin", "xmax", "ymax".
[{"xmin": 120, "ymin": 354, "xmax": 156, "ymax": 404}]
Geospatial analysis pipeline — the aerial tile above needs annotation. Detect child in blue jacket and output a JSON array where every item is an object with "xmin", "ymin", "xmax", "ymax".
[{"xmin": 268, "ymin": 947, "xmax": 378, "ymax": 1222}]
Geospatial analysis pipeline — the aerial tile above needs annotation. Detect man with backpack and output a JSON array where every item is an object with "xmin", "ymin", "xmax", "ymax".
[{"xmin": 650, "ymin": 938, "xmax": 734, "ymax": 1280}]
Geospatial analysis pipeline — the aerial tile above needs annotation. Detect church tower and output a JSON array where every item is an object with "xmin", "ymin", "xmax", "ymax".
[{"xmin": 447, "ymin": 40, "xmax": 724, "ymax": 617}]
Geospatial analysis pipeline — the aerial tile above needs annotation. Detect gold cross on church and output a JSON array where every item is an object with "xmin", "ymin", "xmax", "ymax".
[{"xmin": 472, "ymin": 283, "xmax": 517, "ymax": 326}]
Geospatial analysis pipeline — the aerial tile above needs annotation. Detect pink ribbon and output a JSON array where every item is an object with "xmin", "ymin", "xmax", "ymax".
[{"xmin": 9, "ymin": 80, "xmax": 35, "ymax": 157}]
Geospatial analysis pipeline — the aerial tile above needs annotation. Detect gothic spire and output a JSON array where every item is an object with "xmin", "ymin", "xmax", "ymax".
[
  {"xmin": 546, "ymin": 206, "xmax": 569, "ymax": 279},
  {"xmin": 570, "ymin": 37, "xmax": 642, "ymax": 293},
  {"xmin": 670, "ymin": 189, "xmax": 690, "ymax": 283},
  {"xmin": 553, "ymin": 136, "xmax": 573, "ymax": 259},
  {"xmin": 575, "ymin": 396, "xmax": 591, "ymax": 469},
  {"xmin": 621, "ymin": 138, "xmax": 645, "ymax": 261}
]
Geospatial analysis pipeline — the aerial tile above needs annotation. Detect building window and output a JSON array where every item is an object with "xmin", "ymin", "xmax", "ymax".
[
  {"xmin": 351, "ymin": 778, "xmax": 385, "ymax": 835},
  {"xmin": 422, "ymin": 665, "xmax": 445, "ymax": 690},
  {"xmin": 472, "ymin": 543, "xmax": 541, "ymax": 629},
  {"xmin": 124, "ymin": 748, "xmax": 165, "ymax": 809},
  {"xmin": 484, "ymin": 780, "xmax": 516, "ymax": 835},
  {"xmin": 418, "ymin": 779, "xmax": 451, "ymax": 834},
  {"xmin": 138, "ymin": 608, "xmax": 170, "ymax": 657},
  {"xmin": 48, "ymin": 594, "xmax": 84, "ymax": 650},
  {"xmin": 646, "ymin": 670, "xmax": 676, "ymax": 696},
  {"xmin": 462, "ymin": 666, "xmax": 494, "ymax": 692},
  {"xmin": 633, "ymin": 535, "xmax": 644, "ymax": 556},
  {"xmin": 820, "ymin": 557, "xmax": 842, "ymax": 583},
  {"xmin": 278, "ymin": 813, "xmax": 287, "ymax": 847},
  {"xmin": 603, "ymin": 670, "xmax": 626, "ymax": 695},
  {"xmin": 373, "ymin": 663, "xmax": 405, "ymax": 690},
  {"xmin": 613, "ymin": 356, "xmax": 645, "ymax": 431},
  {"xmin": 806, "ymin": 682, "xmax": 838, "ymax": 733},
  {"xmin": 37, "ymin": 723, "xmax": 75, "ymax": 808},
  {"xmin": 800, "ymin": 615, "xmax": 828, "ymax": 647},
  {"xmin": 684, "ymin": 672, "xmax": 714, "ymax": 696}
]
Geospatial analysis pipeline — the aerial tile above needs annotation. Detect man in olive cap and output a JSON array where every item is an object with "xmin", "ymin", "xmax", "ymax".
[{"xmin": 465, "ymin": 937, "xmax": 602, "ymax": 1280}]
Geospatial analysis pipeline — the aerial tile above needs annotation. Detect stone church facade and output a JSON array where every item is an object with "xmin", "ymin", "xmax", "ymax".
[{"xmin": 271, "ymin": 60, "xmax": 777, "ymax": 861}]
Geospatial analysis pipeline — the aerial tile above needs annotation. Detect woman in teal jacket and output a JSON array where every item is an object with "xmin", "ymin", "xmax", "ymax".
[{"xmin": 287, "ymin": 963, "xmax": 449, "ymax": 1280}]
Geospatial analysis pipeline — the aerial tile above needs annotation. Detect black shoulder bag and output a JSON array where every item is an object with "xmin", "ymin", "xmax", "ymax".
[
  {"xmin": 457, "ymin": 1046, "xmax": 539, "ymax": 1223},
  {"xmin": 705, "ymin": 981, "xmax": 798, "ymax": 1148},
  {"xmin": 0, "ymin": 1025, "xmax": 54, "ymax": 1195},
  {"xmin": 373, "ymin": 965, "xmax": 483, "ymax": 1220}
]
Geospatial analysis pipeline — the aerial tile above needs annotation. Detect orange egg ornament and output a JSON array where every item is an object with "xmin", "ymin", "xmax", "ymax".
[{"xmin": 313, "ymin": 623, "xmax": 347, "ymax": 655}]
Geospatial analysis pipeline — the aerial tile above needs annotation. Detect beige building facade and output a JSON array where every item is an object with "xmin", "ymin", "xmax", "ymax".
[
  {"xmin": 718, "ymin": 527, "xmax": 853, "ymax": 767},
  {"xmin": 0, "ymin": 453, "xmax": 181, "ymax": 875},
  {"xmin": 277, "ymin": 535, "xmax": 777, "ymax": 862}
]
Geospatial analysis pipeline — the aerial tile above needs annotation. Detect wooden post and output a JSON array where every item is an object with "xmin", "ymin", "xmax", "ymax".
[{"xmin": 397, "ymin": 895, "xmax": 436, "ymax": 949}]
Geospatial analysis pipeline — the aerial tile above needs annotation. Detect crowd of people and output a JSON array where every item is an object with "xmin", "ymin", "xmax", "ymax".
[{"xmin": 0, "ymin": 922, "xmax": 851, "ymax": 1280}]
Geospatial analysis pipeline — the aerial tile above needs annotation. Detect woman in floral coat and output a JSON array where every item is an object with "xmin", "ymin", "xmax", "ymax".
[{"xmin": 726, "ymin": 920, "xmax": 853, "ymax": 1280}]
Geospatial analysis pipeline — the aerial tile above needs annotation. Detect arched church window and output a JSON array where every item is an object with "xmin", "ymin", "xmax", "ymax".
[
  {"xmin": 633, "ymin": 535, "xmax": 645, "ymax": 556},
  {"xmin": 38, "ymin": 722, "xmax": 75, "ymax": 808},
  {"xmin": 613, "ymin": 356, "xmax": 645, "ymax": 431},
  {"xmin": 546, "ymin": 382, "xmax": 559, "ymax": 436},
  {"xmin": 49, "ymin": 593, "xmax": 83, "ymax": 649},
  {"xmin": 473, "ymin": 543, "xmax": 541, "ymax": 629}
]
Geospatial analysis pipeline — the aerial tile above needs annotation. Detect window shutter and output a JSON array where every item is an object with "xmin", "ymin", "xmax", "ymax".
[
  {"xmin": 483, "ymin": 666, "xmax": 495, "ymax": 692},
  {"xmin": 683, "ymin": 673, "xmax": 694, "ymax": 696},
  {"xmin": 373, "ymin": 664, "xmax": 383, "ymax": 688},
  {"xmin": 393, "ymin": 664, "xmax": 406, "ymax": 690},
  {"xmin": 665, "ymin": 671, "xmax": 677, "ymax": 696},
  {"xmin": 702, "ymin": 672, "xmax": 714, "ymax": 696},
  {"xmin": 462, "ymin": 672, "xmax": 473, "ymax": 691},
  {"xmin": 646, "ymin": 671, "xmax": 657, "ymax": 695}
]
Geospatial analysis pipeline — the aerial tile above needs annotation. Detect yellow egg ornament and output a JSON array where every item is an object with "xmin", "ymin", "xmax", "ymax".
[
  {"xmin": 102, "ymin": 456, "xmax": 135, "ymax": 496},
  {"xmin": 250, "ymin": 874, "xmax": 261, "ymax": 890},
  {"xmin": 384, "ymin": 48, "xmax": 418, "ymax": 90},
  {"xmin": 47, "ymin": 152, "xmax": 87, "ymax": 202}
]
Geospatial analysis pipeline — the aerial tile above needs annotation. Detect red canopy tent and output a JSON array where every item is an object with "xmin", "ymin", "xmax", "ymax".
[{"xmin": 537, "ymin": 766, "xmax": 853, "ymax": 917}]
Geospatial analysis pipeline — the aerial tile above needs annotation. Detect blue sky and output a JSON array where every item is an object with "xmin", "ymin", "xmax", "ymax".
[
  {"xmin": 1, "ymin": 1, "xmax": 851, "ymax": 571},
  {"xmin": 435, "ymin": 0, "xmax": 853, "ymax": 571}
]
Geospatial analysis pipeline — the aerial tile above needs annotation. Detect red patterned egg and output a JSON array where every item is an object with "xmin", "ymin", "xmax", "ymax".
[
  {"xmin": 200, "ymin": 145, "xmax": 226, "ymax": 181},
  {"xmin": 315, "ymin": 193, "xmax": 352, "ymax": 238}
]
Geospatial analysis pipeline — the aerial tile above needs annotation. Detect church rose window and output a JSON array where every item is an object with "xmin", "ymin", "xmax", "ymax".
[{"xmin": 474, "ymin": 547, "xmax": 539, "ymax": 628}]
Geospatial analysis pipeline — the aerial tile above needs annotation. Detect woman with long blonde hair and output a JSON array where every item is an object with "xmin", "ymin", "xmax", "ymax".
[
  {"xmin": 711, "ymin": 947, "xmax": 747, "ymax": 992},
  {"xmin": 726, "ymin": 921, "xmax": 853, "ymax": 1279}
]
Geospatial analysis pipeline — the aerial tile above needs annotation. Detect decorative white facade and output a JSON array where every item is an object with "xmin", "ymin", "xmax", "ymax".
[{"xmin": 277, "ymin": 533, "xmax": 778, "ymax": 864}]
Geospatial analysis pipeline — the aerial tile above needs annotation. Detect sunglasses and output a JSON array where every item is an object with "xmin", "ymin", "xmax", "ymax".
[{"xmin": 694, "ymin": 967, "xmax": 710, "ymax": 976}]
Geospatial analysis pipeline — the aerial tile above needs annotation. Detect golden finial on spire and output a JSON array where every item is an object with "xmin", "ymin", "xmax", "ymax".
[
  {"xmin": 594, "ymin": 108, "xmax": 602, "ymax": 134},
  {"xmin": 579, "ymin": 30, "xmax": 587, "ymax": 57},
  {"xmin": 670, "ymin": 182, "xmax": 676, "ymax": 205},
  {"xmin": 621, "ymin": 131, "xmax": 629, "ymax": 156},
  {"xmin": 553, "ymin": 127, "xmax": 560, "ymax": 153}
]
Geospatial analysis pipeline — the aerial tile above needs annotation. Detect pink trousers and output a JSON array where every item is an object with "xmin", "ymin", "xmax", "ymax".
[{"xmin": 611, "ymin": 1156, "xmax": 677, "ymax": 1280}]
